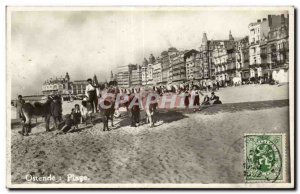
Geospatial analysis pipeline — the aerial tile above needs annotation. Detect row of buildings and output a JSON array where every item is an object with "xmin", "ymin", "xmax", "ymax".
[
  {"xmin": 42, "ymin": 72, "xmax": 92, "ymax": 95},
  {"xmin": 116, "ymin": 14, "xmax": 289, "ymax": 88}
]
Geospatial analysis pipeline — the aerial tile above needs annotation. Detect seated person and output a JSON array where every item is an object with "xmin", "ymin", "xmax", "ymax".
[
  {"xmin": 210, "ymin": 92, "xmax": 218, "ymax": 101},
  {"xmin": 57, "ymin": 113, "xmax": 78, "ymax": 134},
  {"xmin": 202, "ymin": 95, "xmax": 211, "ymax": 105},
  {"xmin": 73, "ymin": 104, "xmax": 82, "ymax": 125},
  {"xmin": 213, "ymin": 96, "xmax": 222, "ymax": 104}
]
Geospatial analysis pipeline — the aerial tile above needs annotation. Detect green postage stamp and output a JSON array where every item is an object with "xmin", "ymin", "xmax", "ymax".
[{"xmin": 244, "ymin": 133, "xmax": 286, "ymax": 183}]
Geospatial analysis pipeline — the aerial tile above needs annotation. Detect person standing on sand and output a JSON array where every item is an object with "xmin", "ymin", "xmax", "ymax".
[
  {"xmin": 16, "ymin": 95, "xmax": 25, "ymax": 120},
  {"xmin": 56, "ymin": 95, "xmax": 63, "ymax": 121},
  {"xmin": 51, "ymin": 95, "xmax": 62, "ymax": 130},
  {"xmin": 85, "ymin": 78, "xmax": 98, "ymax": 113},
  {"xmin": 184, "ymin": 88, "xmax": 190, "ymax": 109},
  {"xmin": 191, "ymin": 86, "xmax": 203, "ymax": 112}
]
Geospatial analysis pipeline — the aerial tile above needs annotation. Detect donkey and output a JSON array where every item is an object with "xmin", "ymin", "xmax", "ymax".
[
  {"xmin": 141, "ymin": 89, "xmax": 159, "ymax": 127},
  {"xmin": 99, "ymin": 90, "xmax": 116, "ymax": 131},
  {"xmin": 20, "ymin": 97, "xmax": 53, "ymax": 136}
]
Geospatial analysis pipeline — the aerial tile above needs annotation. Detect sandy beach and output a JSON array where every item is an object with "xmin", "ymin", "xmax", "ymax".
[{"xmin": 10, "ymin": 84, "xmax": 290, "ymax": 184}]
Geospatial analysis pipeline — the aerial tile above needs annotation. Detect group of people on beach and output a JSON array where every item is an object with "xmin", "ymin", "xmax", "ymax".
[
  {"xmin": 55, "ymin": 80, "xmax": 223, "ymax": 133},
  {"xmin": 55, "ymin": 78, "xmax": 97, "ymax": 134},
  {"xmin": 14, "ymin": 78, "xmax": 223, "ymax": 135}
]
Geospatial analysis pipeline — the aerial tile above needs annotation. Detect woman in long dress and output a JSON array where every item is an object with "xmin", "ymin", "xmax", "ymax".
[{"xmin": 191, "ymin": 85, "xmax": 204, "ymax": 112}]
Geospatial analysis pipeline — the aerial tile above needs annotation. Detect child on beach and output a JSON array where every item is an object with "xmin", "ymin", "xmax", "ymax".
[
  {"xmin": 81, "ymin": 98, "xmax": 93, "ymax": 125},
  {"xmin": 210, "ymin": 92, "xmax": 218, "ymax": 101},
  {"xmin": 213, "ymin": 96, "xmax": 222, "ymax": 104},
  {"xmin": 202, "ymin": 95, "xmax": 211, "ymax": 105}
]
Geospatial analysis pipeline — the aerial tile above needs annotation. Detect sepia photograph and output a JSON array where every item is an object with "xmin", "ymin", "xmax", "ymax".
[{"xmin": 6, "ymin": 6, "xmax": 295, "ymax": 189}]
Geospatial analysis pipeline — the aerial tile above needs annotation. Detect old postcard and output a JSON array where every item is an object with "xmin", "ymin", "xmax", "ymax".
[{"xmin": 6, "ymin": 6, "xmax": 295, "ymax": 189}]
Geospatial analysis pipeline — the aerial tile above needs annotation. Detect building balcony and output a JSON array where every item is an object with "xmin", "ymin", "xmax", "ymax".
[
  {"xmin": 271, "ymin": 59, "xmax": 288, "ymax": 67},
  {"xmin": 249, "ymin": 62, "xmax": 261, "ymax": 68},
  {"xmin": 227, "ymin": 58, "xmax": 235, "ymax": 62},
  {"xmin": 227, "ymin": 66, "xmax": 236, "ymax": 71},
  {"xmin": 172, "ymin": 75, "xmax": 186, "ymax": 82},
  {"xmin": 271, "ymin": 55, "xmax": 278, "ymax": 61},
  {"xmin": 268, "ymin": 36, "xmax": 279, "ymax": 42},
  {"xmin": 260, "ymin": 53, "xmax": 268, "ymax": 58},
  {"xmin": 278, "ymin": 47, "xmax": 288, "ymax": 53},
  {"xmin": 241, "ymin": 64, "xmax": 250, "ymax": 70},
  {"xmin": 259, "ymin": 63, "xmax": 269, "ymax": 68}
]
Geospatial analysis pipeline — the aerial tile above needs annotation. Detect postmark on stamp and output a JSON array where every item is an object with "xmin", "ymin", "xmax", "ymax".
[{"xmin": 244, "ymin": 133, "xmax": 286, "ymax": 183}]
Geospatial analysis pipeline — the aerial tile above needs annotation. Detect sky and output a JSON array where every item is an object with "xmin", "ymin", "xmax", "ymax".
[{"xmin": 9, "ymin": 8, "xmax": 288, "ymax": 96}]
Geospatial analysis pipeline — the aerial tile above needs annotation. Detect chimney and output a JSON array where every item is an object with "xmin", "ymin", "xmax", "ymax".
[
  {"xmin": 263, "ymin": 18, "xmax": 267, "ymax": 22},
  {"xmin": 257, "ymin": 19, "xmax": 261, "ymax": 23},
  {"xmin": 268, "ymin": 15, "xmax": 272, "ymax": 27},
  {"xmin": 281, "ymin": 14, "xmax": 285, "ymax": 25}
]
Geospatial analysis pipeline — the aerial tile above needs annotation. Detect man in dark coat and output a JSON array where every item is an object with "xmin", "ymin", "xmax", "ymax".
[
  {"xmin": 51, "ymin": 95, "xmax": 62, "ymax": 129},
  {"xmin": 16, "ymin": 95, "xmax": 25, "ymax": 120},
  {"xmin": 129, "ymin": 95, "xmax": 140, "ymax": 127}
]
